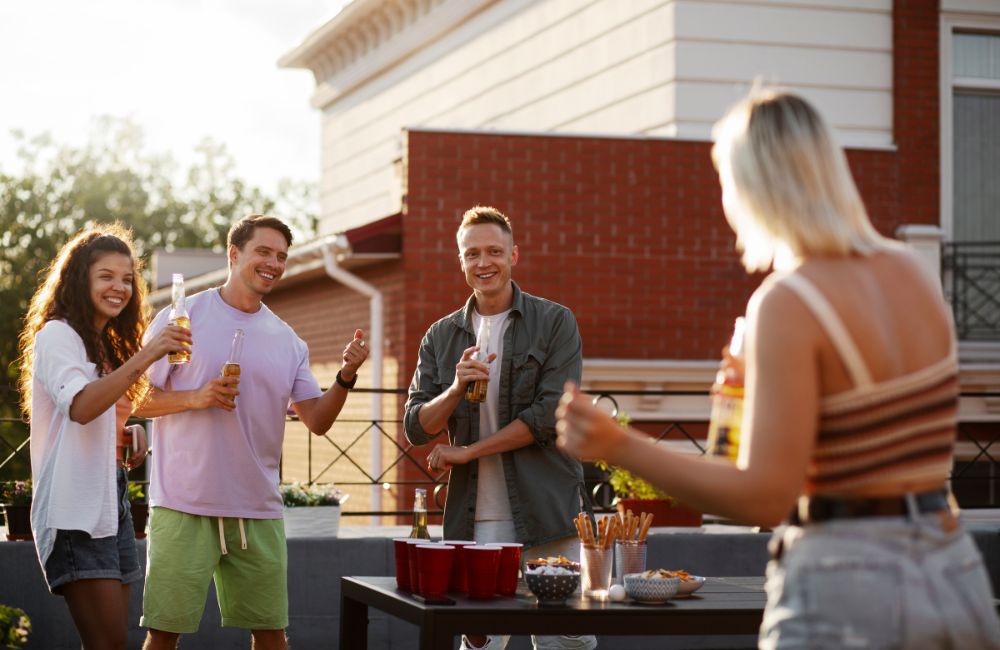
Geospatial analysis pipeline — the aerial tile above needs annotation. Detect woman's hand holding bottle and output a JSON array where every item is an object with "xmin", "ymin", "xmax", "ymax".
[
  {"xmin": 124, "ymin": 423, "xmax": 148, "ymax": 469},
  {"xmin": 143, "ymin": 324, "xmax": 192, "ymax": 363}
]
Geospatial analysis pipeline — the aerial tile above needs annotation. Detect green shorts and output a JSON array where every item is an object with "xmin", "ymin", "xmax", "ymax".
[{"xmin": 140, "ymin": 507, "xmax": 287, "ymax": 633}]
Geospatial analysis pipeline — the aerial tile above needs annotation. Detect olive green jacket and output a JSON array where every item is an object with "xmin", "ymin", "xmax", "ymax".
[{"xmin": 404, "ymin": 282, "xmax": 584, "ymax": 547}]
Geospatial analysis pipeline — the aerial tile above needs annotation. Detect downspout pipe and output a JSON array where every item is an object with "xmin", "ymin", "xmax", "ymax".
[{"xmin": 322, "ymin": 235, "xmax": 383, "ymax": 526}]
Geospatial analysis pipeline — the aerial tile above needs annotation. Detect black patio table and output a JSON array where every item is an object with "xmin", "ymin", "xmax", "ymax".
[{"xmin": 339, "ymin": 576, "xmax": 766, "ymax": 649}]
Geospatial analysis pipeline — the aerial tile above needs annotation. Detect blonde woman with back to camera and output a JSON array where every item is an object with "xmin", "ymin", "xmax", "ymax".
[{"xmin": 556, "ymin": 89, "xmax": 1000, "ymax": 649}]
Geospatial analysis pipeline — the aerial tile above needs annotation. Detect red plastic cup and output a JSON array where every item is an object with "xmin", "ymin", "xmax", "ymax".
[
  {"xmin": 442, "ymin": 540, "xmax": 476, "ymax": 593},
  {"xmin": 393, "ymin": 538, "xmax": 413, "ymax": 591},
  {"xmin": 465, "ymin": 545, "xmax": 502, "ymax": 600},
  {"xmin": 417, "ymin": 544, "xmax": 455, "ymax": 598},
  {"xmin": 487, "ymin": 543, "xmax": 523, "ymax": 596},
  {"xmin": 407, "ymin": 539, "xmax": 430, "ymax": 595}
]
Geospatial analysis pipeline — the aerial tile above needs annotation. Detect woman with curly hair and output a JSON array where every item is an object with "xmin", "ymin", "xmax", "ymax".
[{"xmin": 18, "ymin": 223, "xmax": 190, "ymax": 649}]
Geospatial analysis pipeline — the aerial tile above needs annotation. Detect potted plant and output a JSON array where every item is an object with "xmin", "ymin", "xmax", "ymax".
[
  {"xmin": 0, "ymin": 604, "xmax": 31, "ymax": 648},
  {"xmin": 280, "ymin": 482, "xmax": 349, "ymax": 538},
  {"xmin": 596, "ymin": 412, "xmax": 702, "ymax": 528},
  {"xmin": 0, "ymin": 481, "xmax": 32, "ymax": 541},
  {"xmin": 128, "ymin": 483, "xmax": 149, "ymax": 539},
  {"xmin": 596, "ymin": 461, "xmax": 702, "ymax": 527}
]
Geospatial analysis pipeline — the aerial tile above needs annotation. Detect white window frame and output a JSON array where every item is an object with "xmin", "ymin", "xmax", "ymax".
[{"xmin": 939, "ymin": 14, "xmax": 1000, "ymax": 241}]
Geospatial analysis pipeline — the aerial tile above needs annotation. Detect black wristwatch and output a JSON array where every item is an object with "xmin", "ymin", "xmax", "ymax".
[{"xmin": 336, "ymin": 370, "xmax": 358, "ymax": 390}]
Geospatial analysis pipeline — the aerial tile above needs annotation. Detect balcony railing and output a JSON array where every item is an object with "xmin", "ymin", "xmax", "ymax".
[
  {"xmin": 3, "ymin": 387, "xmax": 999, "ymax": 514},
  {"xmin": 943, "ymin": 241, "xmax": 1000, "ymax": 341}
]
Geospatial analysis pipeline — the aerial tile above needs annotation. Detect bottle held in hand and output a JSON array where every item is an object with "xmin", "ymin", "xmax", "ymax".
[
  {"xmin": 221, "ymin": 328, "xmax": 244, "ymax": 406},
  {"xmin": 167, "ymin": 273, "xmax": 191, "ymax": 365},
  {"xmin": 408, "ymin": 487, "xmax": 432, "ymax": 540},
  {"xmin": 465, "ymin": 317, "xmax": 491, "ymax": 403},
  {"xmin": 120, "ymin": 425, "xmax": 133, "ymax": 467},
  {"xmin": 706, "ymin": 317, "xmax": 746, "ymax": 461},
  {"xmin": 222, "ymin": 329, "xmax": 245, "ymax": 379}
]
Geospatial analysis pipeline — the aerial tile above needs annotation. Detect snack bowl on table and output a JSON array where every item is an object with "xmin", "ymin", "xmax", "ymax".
[
  {"xmin": 623, "ymin": 572, "xmax": 680, "ymax": 604},
  {"xmin": 675, "ymin": 574, "xmax": 707, "ymax": 596},
  {"xmin": 524, "ymin": 566, "xmax": 581, "ymax": 605}
]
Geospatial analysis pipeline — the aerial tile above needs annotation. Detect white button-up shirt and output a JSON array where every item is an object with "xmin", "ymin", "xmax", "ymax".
[{"xmin": 29, "ymin": 320, "xmax": 118, "ymax": 568}]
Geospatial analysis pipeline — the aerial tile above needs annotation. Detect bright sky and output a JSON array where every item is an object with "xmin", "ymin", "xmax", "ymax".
[{"xmin": 0, "ymin": 0, "xmax": 348, "ymax": 194}]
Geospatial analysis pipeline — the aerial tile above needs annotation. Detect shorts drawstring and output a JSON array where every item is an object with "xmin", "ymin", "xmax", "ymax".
[
  {"xmin": 218, "ymin": 518, "xmax": 228, "ymax": 555},
  {"xmin": 217, "ymin": 517, "xmax": 249, "ymax": 555}
]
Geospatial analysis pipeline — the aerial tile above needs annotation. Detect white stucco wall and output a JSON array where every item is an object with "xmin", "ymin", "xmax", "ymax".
[{"xmin": 299, "ymin": 0, "xmax": 892, "ymax": 234}]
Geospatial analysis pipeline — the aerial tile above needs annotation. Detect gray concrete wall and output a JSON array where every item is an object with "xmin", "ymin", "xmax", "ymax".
[{"xmin": 1, "ymin": 525, "xmax": 996, "ymax": 649}]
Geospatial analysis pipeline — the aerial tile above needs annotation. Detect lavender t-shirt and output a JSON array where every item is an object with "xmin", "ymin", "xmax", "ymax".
[{"xmin": 144, "ymin": 289, "xmax": 322, "ymax": 518}]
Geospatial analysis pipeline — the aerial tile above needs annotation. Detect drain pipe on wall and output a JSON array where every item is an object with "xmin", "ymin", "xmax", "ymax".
[{"xmin": 322, "ymin": 236, "xmax": 383, "ymax": 526}]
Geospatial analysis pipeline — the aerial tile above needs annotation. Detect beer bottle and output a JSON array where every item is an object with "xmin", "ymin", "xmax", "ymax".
[
  {"xmin": 465, "ymin": 317, "xmax": 491, "ymax": 402},
  {"xmin": 222, "ymin": 329, "xmax": 244, "ymax": 379},
  {"xmin": 706, "ymin": 317, "xmax": 746, "ymax": 461},
  {"xmin": 408, "ymin": 488, "xmax": 431, "ymax": 540},
  {"xmin": 222, "ymin": 329, "xmax": 244, "ymax": 407},
  {"xmin": 168, "ymin": 273, "xmax": 191, "ymax": 365},
  {"xmin": 120, "ymin": 425, "xmax": 133, "ymax": 467}
]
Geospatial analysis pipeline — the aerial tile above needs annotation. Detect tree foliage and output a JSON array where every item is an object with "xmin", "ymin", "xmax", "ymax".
[{"xmin": 0, "ymin": 117, "xmax": 317, "ymax": 414}]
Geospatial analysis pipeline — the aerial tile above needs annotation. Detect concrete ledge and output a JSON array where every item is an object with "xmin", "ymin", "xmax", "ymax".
[{"xmin": 1, "ymin": 524, "xmax": 996, "ymax": 649}]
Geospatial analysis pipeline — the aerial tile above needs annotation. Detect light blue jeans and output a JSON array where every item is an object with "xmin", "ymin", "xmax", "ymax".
[
  {"xmin": 458, "ymin": 520, "xmax": 597, "ymax": 650},
  {"xmin": 760, "ymin": 511, "xmax": 1000, "ymax": 649}
]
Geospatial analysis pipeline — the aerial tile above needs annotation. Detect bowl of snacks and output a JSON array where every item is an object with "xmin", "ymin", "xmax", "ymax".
[
  {"xmin": 524, "ymin": 565, "xmax": 580, "ymax": 605},
  {"xmin": 525, "ymin": 555, "xmax": 581, "ymax": 573},
  {"xmin": 623, "ymin": 570, "xmax": 681, "ymax": 604},
  {"xmin": 656, "ymin": 569, "xmax": 706, "ymax": 596}
]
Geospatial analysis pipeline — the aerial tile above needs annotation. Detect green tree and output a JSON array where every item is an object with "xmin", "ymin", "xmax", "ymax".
[{"xmin": 0, "ymin": 117, "xmax": 316, "ymax": 476}]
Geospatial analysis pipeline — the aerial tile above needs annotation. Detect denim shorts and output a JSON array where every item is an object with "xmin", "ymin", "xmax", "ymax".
[
  {"xmin": 759, "ymin": 512, "xmax": 1000, "ymax": 649},
  {"xmin": 43, "ymin": 467, "xmax": 142, "ymax": 594}
]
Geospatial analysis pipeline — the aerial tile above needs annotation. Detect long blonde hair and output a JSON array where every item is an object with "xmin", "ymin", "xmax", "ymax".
[
  {"xmin": 711, "ymin": 89, "xmax": 890, "ymax": 272},
  {"xmin": 17, "ymin": 223, "xmax": 150, "ymax": 416}
]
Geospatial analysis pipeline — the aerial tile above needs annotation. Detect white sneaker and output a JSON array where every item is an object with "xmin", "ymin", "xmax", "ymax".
[{"xmin": 460, "ymin": 635, "xmax": 495, "ymax": 649}]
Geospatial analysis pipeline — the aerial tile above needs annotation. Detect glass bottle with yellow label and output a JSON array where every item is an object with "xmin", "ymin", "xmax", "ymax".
[{"xmin": 706, "ymin": 317, "xmax": 746, "ymax": 461}]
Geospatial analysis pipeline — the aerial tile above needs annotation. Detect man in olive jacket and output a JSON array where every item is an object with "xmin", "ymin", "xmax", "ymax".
[{"xmin": 404, "ymin": 206, "xmax": 594, "ymax": 650}]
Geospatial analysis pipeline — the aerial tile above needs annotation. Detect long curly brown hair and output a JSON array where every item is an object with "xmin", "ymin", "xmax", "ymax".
[{"xmin": 17, "ymin": 223, "xmax": 150, "ymax": 416}]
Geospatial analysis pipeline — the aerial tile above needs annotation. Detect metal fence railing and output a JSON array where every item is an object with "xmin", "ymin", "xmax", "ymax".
[
  {"xmin": 943, "ymin": 241, "xmax": 1000, "ymax": 341},
  {"xmin": 4, "ymin": 388, "xmax": 1000, "ymax": 513}
]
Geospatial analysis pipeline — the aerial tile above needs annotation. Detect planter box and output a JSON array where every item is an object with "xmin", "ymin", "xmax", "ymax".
[
  {"xmin": 616, "ymin": 499, "xmax": 702, "ymax": 528},
  {"xmin": 3, "ymin": 504, "xmax": 32, "ymax": 541},
  {"xmin": 283, "ymin": 505, "xmax": 341, "ymax": 538}
]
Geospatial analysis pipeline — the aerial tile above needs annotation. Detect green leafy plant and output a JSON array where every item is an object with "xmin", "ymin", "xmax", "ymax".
[
  {"xmin": 0, "ymin": 604, "xmax": 31, "ymax": 648},
  {"xmin": 0, "ymin": 481, "xmax": 31, "ymax": 506},
  {"xmin": 127, "ymin": 483, "xmax": 146, "ymax": 504},
  {"xmin": 596, "ymin": 460, "xmax": 673, "ymax": 502},
  {"xmin": 280, "ymin": 482, "xmax": 348, "ymax": 507},
  {"xmin": 596, "ymin": 411, "xmax": 674, "ymax": 503}
]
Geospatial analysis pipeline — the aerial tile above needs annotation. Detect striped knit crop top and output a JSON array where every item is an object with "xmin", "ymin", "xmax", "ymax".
[{"xmin": 780, "ymin": 274, "xmax": 958, "ymax": 495}]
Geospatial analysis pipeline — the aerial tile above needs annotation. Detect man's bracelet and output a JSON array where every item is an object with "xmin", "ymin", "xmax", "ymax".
[{"xmin": 336, "ymin": 370, "xmax": 358, "ymax": 390}]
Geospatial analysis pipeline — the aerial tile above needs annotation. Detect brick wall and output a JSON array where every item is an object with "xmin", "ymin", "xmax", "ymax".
[
  {"xmin": 894, "ymin": 0, "xmax": 940, "ymax": 226},
  {"xmin": 266, "ymin": 262, "xmax": 407, "ymax": 373},
  {"xmin": 401, "ymin": 131, "xmax": 906, "ymax": 377}
]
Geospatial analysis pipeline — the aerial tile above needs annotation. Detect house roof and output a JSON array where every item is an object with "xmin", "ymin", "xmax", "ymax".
[{"xmin": 278, "ymin": 0, "xmax": 498, "ymax": 108}]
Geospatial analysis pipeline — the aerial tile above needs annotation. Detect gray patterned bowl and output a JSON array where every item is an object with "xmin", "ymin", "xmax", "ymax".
[
  {"xmin": 525, "ymin": 572, "xmax": 580, "ymax": 605},
  {"xmin": 623, "ymin": 573, "xmax": 680, "ymax": 603}
]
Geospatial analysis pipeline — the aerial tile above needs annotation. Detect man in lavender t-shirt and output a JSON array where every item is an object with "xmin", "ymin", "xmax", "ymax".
[{"xmin": 135, "ymin": 215, "xmax": 368, "ymax": 650}]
